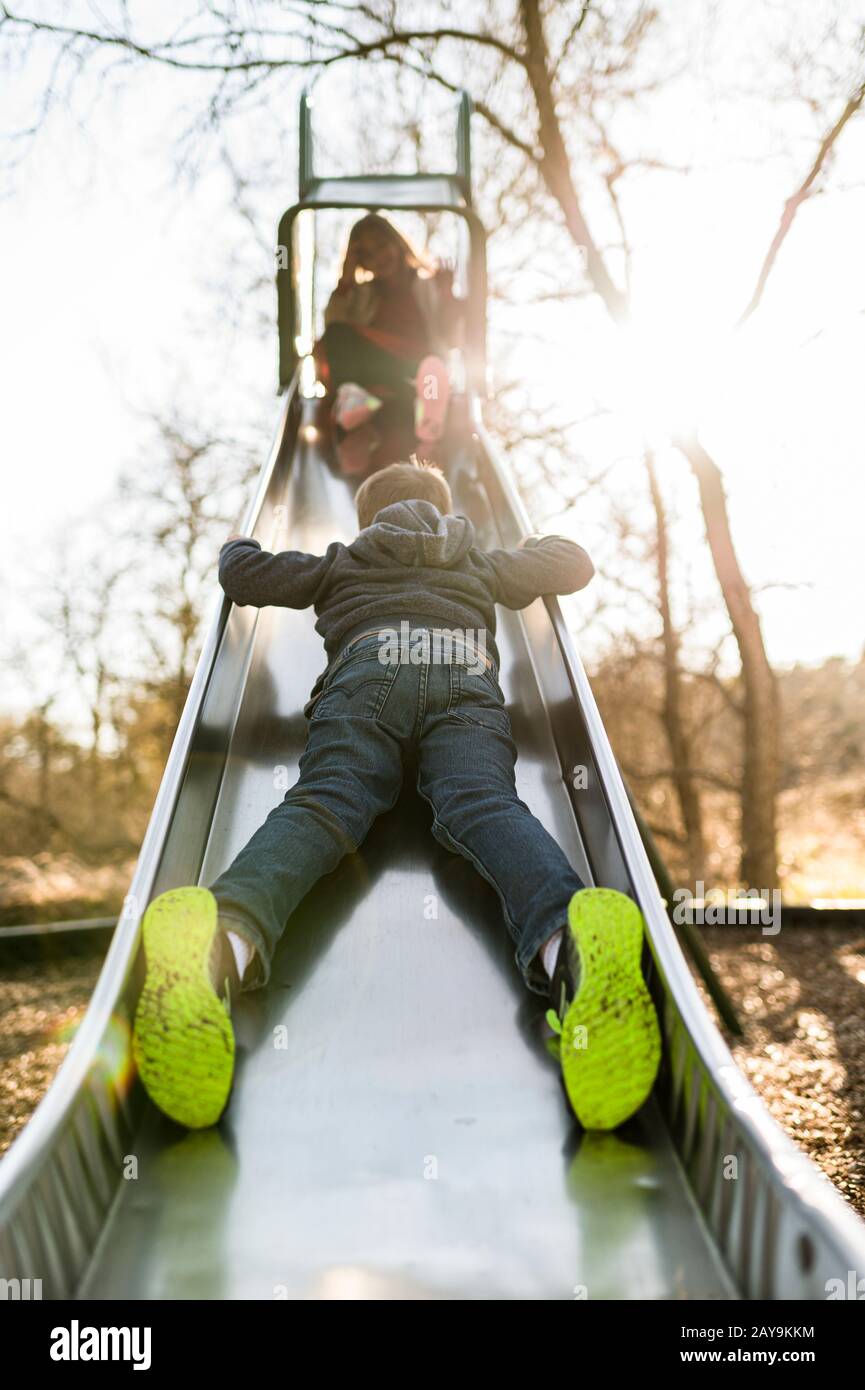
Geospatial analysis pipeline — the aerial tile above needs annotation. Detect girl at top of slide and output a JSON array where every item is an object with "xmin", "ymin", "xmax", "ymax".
[{"xmin": 313, "ymin": 213, "xmax": 462, "ymax": 475}]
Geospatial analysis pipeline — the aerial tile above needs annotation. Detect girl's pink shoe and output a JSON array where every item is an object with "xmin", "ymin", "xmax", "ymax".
[{"xmin": 414, "ymin": 356, "xmax": 450, "ymax": 443}]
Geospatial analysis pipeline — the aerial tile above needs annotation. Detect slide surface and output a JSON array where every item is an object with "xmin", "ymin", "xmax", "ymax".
[{"xmin": 80, "ymin": 410, "xmax": 732, "ymax": 1300}]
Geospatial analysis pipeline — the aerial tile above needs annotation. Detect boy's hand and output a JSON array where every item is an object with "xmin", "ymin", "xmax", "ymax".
[{"xmin": 225, "ymin": 533, "xmax": 246, "ymax": 544}]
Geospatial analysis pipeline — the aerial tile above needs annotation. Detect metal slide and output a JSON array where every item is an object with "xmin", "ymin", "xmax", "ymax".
[{"xmin": 3, "ymin": 96, "xmax": 865, "ymax": 1302}]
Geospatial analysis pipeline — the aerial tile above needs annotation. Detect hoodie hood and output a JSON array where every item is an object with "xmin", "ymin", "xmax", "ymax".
[{"xmin": 350, "ymin": 499, "xmax": 476, "ymax": 569}]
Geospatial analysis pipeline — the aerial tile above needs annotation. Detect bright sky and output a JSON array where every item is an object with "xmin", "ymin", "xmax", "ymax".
[
  {"xmin": 522, "ymin": 154, "xmax": 865, "ymax": 669},
  {"xmin": 0, "ymin": 101, "xmax": 272, "ymax": 523},
  {"xmin": 1, "ymin": 0, "xmax": 864, "ymax": 717}
]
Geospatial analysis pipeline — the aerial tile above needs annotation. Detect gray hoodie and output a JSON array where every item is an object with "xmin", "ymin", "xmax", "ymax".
[{"xmin": 219, "ymin": 499, "xmax": 594, "ymax": 701}]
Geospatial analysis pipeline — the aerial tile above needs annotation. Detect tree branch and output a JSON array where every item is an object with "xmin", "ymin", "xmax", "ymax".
[
  {"xmin": 518, "ymin": 0, "xmax": 629, "ymax": 321},
  {"xmin": 738, "ymin": 75, "xmax": 865, "ymax": 324}
]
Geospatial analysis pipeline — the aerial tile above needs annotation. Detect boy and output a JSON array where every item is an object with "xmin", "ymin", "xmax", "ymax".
[{"xmin": 132, "ymin": 461, "xmax": 661, "ymax": 1133}]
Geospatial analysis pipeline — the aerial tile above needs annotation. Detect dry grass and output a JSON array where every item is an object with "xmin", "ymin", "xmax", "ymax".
[{"xmin": 778, "ymin": 776, "xmax": 865, "ymax": 903}]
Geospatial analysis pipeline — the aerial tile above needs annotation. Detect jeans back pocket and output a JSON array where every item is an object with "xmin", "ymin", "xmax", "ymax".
[
  {"xmin": 310, "ymin": 646, "xmax": 400, "ymax": 722},
  {"xmin": 448, "ymin": 665, "xmax": 513, "ymax": 738}
]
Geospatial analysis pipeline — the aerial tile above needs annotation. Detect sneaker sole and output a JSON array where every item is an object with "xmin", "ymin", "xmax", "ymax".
[
  {"xmin": 132, "ymin": 887, "xmax": 235, "ymax": 1129},
  {"xmin": 559, "ymin": 888, "xmax": 661, "ymax": 1130}
]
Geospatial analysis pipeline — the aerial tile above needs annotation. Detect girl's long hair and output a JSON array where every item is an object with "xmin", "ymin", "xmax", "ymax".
[{"xmin": 346, "ymin": 213, "xmax": 434, "ymax": 280}]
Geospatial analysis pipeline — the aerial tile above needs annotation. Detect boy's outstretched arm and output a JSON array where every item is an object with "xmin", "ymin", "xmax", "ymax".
[
  {"xmin": 483, "ymin": 534, "xmax": 595, "ymax": 610},
  {"xmin": 218, "ymin": 536, "xmax": 333, "ymax": 609}
]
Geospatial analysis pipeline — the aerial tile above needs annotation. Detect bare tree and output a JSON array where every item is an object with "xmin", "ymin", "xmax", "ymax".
[
  {"xmin": 0, "ymin": 411, "xmax": 257, "ymax": 873},
  {"xmin": 3, "ymin": 1, "xmax": 863, "ymax": 885}
]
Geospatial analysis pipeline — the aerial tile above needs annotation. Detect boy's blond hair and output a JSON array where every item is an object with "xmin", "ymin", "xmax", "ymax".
[{"xmin": 355, "ymin": 459, "xmax": 453, "ymax": 530}]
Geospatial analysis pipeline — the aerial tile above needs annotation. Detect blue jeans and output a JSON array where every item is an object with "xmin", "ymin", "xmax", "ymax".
[{"xmin": 210, "ymin": 627, "xmax": 584, "ymax": 996}]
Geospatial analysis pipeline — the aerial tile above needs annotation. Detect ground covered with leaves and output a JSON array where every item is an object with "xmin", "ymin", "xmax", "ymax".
[
  {"xmin": 701, "ymin": 924, "xmax": 865, "ymax": 1216},
  {"xmin": 0, "ymin": 940, "xmax": 105, "ymax": 1156}
]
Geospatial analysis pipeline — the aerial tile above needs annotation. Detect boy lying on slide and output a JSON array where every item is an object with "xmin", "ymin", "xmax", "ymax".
[{"xmin": 132, "ymin": 461, "xmax": 661, "ymax": 1132}]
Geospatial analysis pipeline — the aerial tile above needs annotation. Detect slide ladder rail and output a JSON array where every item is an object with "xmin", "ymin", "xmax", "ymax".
[{"xmin": 279, "ymin": 89, "xmax": 487, "ymax": 395}]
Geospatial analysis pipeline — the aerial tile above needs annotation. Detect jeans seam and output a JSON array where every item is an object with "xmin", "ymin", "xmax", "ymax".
[
  {"xmin": 414, "ymin": 763, "xmax": 563, "ymax": 996},
  {"xmin": 446, "ymin": 663, "xmax": 461, "ymax": 714},
  {"xmin": 448, "ymin": 710, "xmax": 515, "ymax": 745},
  {"xmin": 412, "ymin": 660, "xmax": 429, "ymax": 740},
  {"xmin": 430, "ymin": 808, "xmax": 544, "ymax": 993},
  {"xmin": 415, "ymin": 774, "xmax": 524, "ymax": 952},
  {"xmin": 373, "ymin": 658, "xmax": 400, "ymax": 719}
]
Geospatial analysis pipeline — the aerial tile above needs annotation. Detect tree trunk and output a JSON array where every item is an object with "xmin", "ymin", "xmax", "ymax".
[
  {"xmin": 674, "ymin": 433, "xmax": 779, "ymax": 887},
  {"xmin": 518, "ymin": 0, "xmax": 629, "ymax": 323},
  {"xmin": 645, "ymin": 452, "xmax": 706, "ymax": 883},
  {"xmin": 518, "ymin": 0, "xmax": 779, "ymax": 886}
]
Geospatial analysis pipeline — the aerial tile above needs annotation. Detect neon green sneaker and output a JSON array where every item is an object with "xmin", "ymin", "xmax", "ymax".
[
  {"xmin": 132, "ymin": 887, "xmax": 236, "ymax": 1129},
  {"xmin": 546, "ymin": 888, "xmax": 661, "ymax": 1130}
]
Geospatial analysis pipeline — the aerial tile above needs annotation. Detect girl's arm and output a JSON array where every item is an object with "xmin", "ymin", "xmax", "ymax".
[
  {"xmin": 324, "ymin": 246, "xmax": 361, "ymax": 325},
  {"xmin": 324, "ymin": 286, "xmax": 356, "ymax": 326},
  {"xmin": 335, "ymin": 245, "xmax": 359, "ymax": 295}
]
